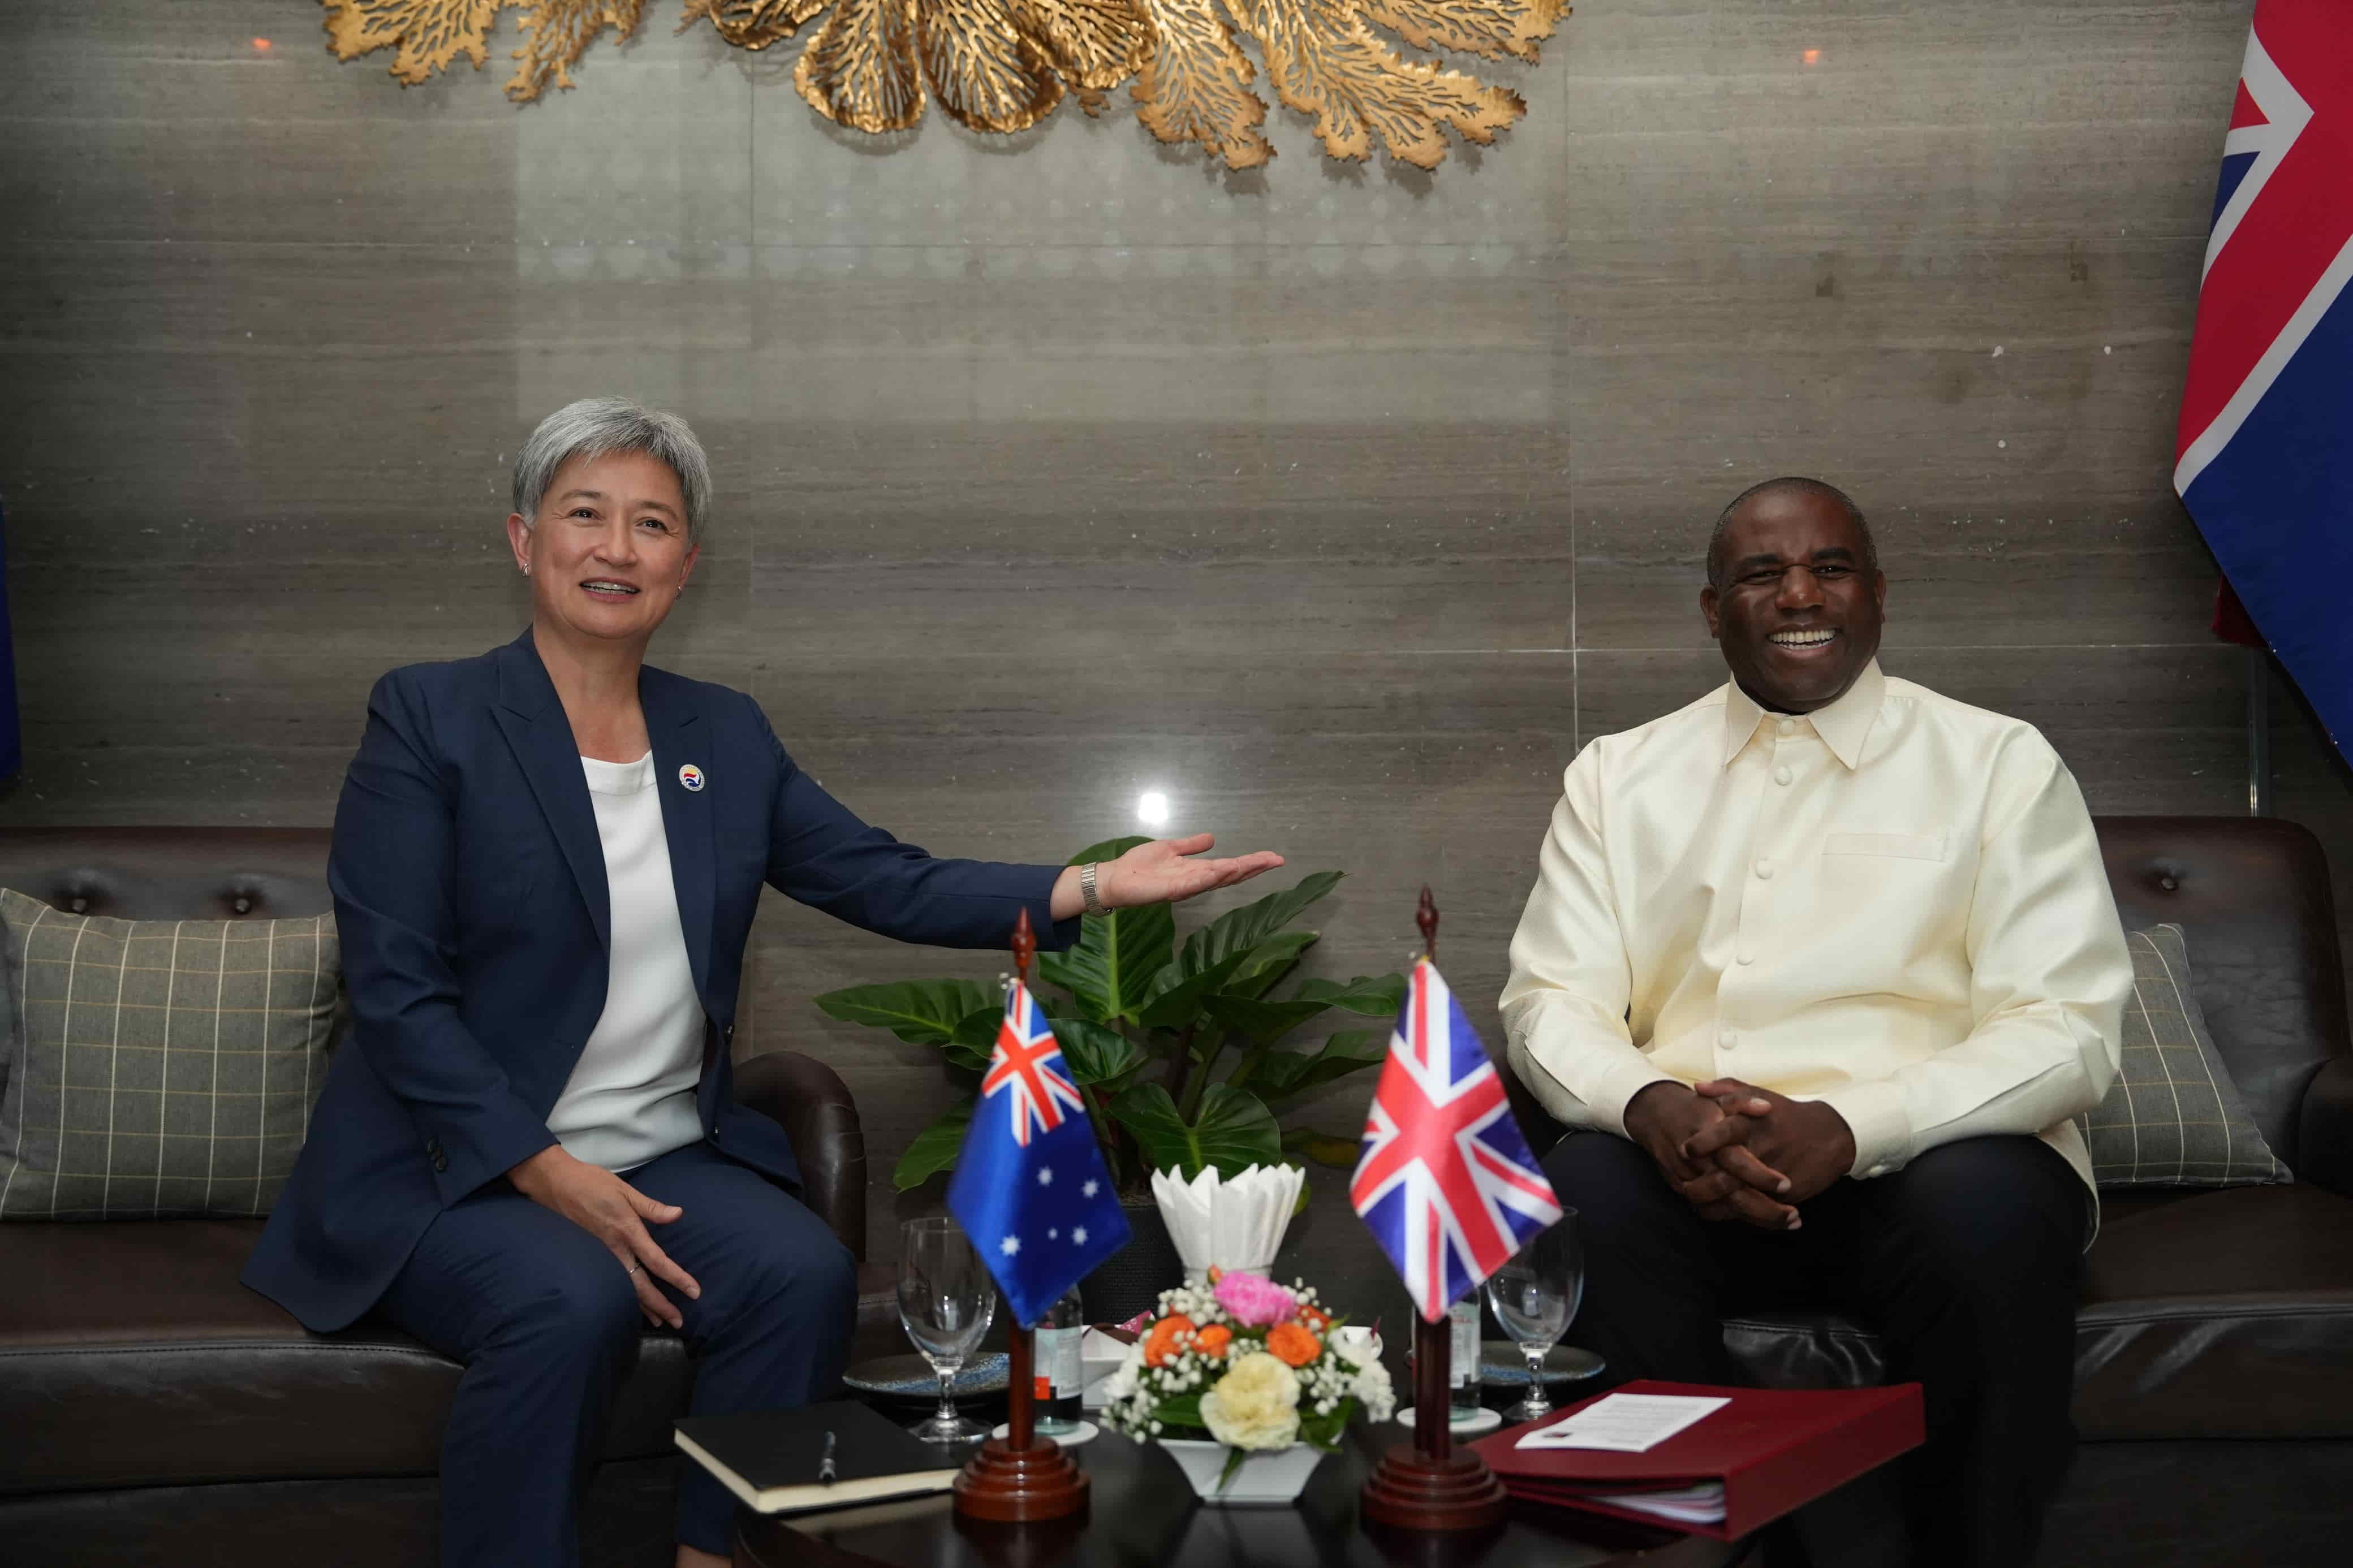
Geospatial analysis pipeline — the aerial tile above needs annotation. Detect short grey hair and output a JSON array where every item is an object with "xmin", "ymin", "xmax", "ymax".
[{"xmin": 511, "ymin": 396, "xmax": 711, "ymax": 542}]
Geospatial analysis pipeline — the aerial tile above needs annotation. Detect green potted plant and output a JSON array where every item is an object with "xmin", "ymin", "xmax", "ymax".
[{"xmin": 813, "ymin": 838, "xmax": 1405, "ymax": 1317}]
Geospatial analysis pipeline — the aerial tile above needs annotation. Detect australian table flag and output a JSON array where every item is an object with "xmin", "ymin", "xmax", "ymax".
[
  {"xmin": 946, "ymin": 977, "xmax": 1131, "ymax": 1328},
  {"xmin": 1351, "ymin": 957, "xmax": 1562, "ymax": 1323},
  {"xmin": 2174, "ymin": 0, "xmax": 2353, "ymax": 755}
]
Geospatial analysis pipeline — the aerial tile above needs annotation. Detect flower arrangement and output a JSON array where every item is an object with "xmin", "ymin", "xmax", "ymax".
[{"xmin": 1098, "ymin": 1269, "xmax": 1395, "ymax": 1488}]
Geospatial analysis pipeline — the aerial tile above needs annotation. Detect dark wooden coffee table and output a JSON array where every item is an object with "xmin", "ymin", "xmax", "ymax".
[{"xmin": 734, "ymin": 1422, "xmax": 1744, "ymax": 1568}]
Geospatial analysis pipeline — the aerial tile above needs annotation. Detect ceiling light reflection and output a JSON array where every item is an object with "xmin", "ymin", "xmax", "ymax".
[{"xmin": 1136, "ymin": 791, "xmax": 1171, "ymax": 828}]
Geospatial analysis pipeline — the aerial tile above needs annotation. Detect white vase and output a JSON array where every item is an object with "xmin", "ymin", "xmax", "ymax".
[{"xmin": 1156, "ymin": 1437, "xmax": 1327, "ymax": 1505}]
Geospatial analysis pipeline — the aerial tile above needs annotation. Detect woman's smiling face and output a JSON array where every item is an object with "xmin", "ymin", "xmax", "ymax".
[{"xmin": 507, "ymin": 447, "xmax": 699, "ymax": 647}]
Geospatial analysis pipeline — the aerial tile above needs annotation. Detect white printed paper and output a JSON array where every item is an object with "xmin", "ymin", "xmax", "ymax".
[{"xmin": 1514, "ymin": 1393, "xmax": 1731, "ymax": 1453}]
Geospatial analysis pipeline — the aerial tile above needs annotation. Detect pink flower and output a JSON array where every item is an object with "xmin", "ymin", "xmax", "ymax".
[{"xmin": 1213, "ymin": 1271, "xmax": 1299, "ymax": 1327}]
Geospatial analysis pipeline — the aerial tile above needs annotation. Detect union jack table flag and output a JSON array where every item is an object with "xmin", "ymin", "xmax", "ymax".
[
  {"xmin": 1351, "ymin": 957, "xmax": 1563, "ymax": 1323},
  {"xmin": 2175, "ymin": 0, "xmax": 2353, "ymax": 755},
  {"xmin": 946, "ymin": 978, "xmax": 1130, "ymax": 1328}
]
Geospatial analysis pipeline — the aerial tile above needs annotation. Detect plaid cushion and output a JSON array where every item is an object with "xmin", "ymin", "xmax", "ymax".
[
  {"xmin": 0, "ymin": 887, "xmax": 340, "ymax": 1220},
  {"xmin": 2080, "ymin": 923, "xmax": 2290, "ymax": 1189}
]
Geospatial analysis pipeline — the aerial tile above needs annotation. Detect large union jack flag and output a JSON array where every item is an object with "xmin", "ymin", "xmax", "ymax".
[
  {"xmin": 1351, "ymin": 958, "xmax": 1563, "ymax": 1323},
  {"xmin": 2175, "ymin": 0, "xmax": 2353, "ymax": 757},
  {"xmin": 946, "ymin": 978, "xmax": 1128, "ymax": 1327}
]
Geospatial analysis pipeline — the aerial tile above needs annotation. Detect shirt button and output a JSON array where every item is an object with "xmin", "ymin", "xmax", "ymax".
[
  {"xmin": 1736, "ymin": 951, "xmax": 1755, "ymax": 965},
  {"xmin": 1720, "ymin": 1032, "xmax": 1738, "ymax": 1051},
  {"xmin": 1754, "ymin": 858, "xmax": 1774, "ymax": 879},
  {"xmin": 1774, "ymin": 766, "xmax": 1793, "ymax": 785},
  {"xmin": 1776, "ymin": 718, "xmax": 1795, "ymax": 737}
]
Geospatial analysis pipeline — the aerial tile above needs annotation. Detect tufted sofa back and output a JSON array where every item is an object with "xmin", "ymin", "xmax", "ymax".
[
  {"xmin": 2096, "ymin": 817, "xmax": 2348, "ymax": 1173},
  {"xmin": 0, "ymin": 827, "xmax": 335, "ymax": 925},
  {"xmin": 3, "ymin": 818, "xmax": 2346, "ymax": 1172}
]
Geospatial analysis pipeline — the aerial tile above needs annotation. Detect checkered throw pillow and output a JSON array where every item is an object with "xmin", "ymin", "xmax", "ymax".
[
  {"xmin": 0, "ymin": 886, "xmax": 341, "ymax": 1219},
  {"xmin": 2079, "ymin": 923, "xmax": 2290, "ymax": 1189}
]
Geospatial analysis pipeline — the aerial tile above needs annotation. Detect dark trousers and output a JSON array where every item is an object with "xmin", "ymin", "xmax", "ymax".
[
  {"xmin": 376, "ymin": 1139, "xmax": 858, "ymax": 1568},
  {"xmin": 1542, "ymin": 1131, "xmax": 2088, "ymax": 1568}
]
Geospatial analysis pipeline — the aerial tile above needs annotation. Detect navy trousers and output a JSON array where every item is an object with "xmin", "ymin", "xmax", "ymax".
[
  {"xmin": 376, "ymin": 1139, "xmax": 858, "ymax": 1568},
  {"xmin": 1542, "ymin": 1131, "xmax": 2088, "ymax": 1568}
]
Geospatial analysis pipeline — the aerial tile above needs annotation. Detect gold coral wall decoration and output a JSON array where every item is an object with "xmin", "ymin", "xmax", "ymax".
[{"xmin": 319, "ymin": 0, "xmax": 1567, "ymax": 170}]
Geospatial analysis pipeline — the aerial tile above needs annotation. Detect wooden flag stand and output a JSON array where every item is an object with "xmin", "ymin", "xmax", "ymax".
[
  {"xmin": 1359, "ymin": 890, "xmax": 1511, "ymax": 1534},
  {"xmin": 951, "ymin": 909, "xmax": 1091, "ymax": 1524}
]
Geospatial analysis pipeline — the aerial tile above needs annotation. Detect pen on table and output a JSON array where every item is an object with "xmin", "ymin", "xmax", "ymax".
[{"xmin": 817, "ymin": 1429, "xmax": 838, "ymax": 1485}]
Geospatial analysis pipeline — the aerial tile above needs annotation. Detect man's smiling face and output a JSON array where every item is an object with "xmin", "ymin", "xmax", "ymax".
[{"xmin": 1700, "ymin": 485, "xmax": 1887, "ymax": 714}]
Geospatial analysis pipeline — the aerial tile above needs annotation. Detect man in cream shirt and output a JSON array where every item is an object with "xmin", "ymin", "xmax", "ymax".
[{"xmin": 1502, "ymin": 478, "xmax": 2131, "ymax": 1567}]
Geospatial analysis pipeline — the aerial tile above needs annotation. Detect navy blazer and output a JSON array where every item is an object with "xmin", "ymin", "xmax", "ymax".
[{"xmin": 244, "ymin": 631, "xmax": 1074, "ymax": 1332}]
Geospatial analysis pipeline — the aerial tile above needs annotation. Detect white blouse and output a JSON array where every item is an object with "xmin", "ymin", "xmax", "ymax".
[{"xmin": 544, "ymin": 751, "xmax": 705, "ymax": 1173}]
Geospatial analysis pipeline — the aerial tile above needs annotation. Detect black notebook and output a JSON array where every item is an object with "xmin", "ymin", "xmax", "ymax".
[{"xmin": 674, "ymin": 1401, "xmax": 963, "ymax": 1515}]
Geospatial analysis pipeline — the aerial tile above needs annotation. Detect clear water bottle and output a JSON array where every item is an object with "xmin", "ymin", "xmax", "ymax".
[
  {"xmin": 1033, "ymin": 1284, "xmax": 1086, "ymax": 1434},
  {"xmin": 1448, "ymin": 1295, "xmax": 1483, "ymax": 1420}
]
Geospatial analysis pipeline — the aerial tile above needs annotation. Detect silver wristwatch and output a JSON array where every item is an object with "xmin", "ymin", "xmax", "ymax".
[{"xmin": 1079, "ymin": 861, "xmax": 1108, "ymax": 917}]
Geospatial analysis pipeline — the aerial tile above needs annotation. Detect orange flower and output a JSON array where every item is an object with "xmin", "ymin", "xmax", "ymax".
[
  {"xmin": 1193, "ymin": 1324, "xmax": 1234, "ymax": 1358},
  {"xmin": 1265, "ymin": 1321, "xmax": 1320, "ymax": 1367},
  {"xmin": 1298, "ymin": 1304, "xmax": 1331, "ymax": 1333},
  {"xmin": 1143, "ymin": 1314, "xmax": 1196, "ymax": 1368},
  {"xmin": 1206, "ymin": 1264, "xmax": 1224, "ymax": 1285}
]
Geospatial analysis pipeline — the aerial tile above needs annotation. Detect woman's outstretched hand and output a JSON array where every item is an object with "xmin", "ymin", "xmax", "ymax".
[{"xmin": 1051, "ymin": 833, "xmax": 1285, "ymax": 918}]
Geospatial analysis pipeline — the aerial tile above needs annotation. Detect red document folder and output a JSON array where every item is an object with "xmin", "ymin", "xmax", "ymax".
[{"xmin": 1466, "ymin": 1379, "xmax": 1925, "ymax": 1541}]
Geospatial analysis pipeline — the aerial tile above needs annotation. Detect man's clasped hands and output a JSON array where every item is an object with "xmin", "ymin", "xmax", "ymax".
[{"xmin": 1622, "ymin": 1078, "xmax": 1861, "ymax": 1230}]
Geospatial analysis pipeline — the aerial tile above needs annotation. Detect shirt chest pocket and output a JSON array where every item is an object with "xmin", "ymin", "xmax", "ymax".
[{"xmin": 1822, "ymin": 831, "xmax": 1949, "ymax": 863}]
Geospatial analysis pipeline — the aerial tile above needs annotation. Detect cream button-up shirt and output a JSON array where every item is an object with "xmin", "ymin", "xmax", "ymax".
[{"xmin": 1500, "ymin": 660, "xmax": 2132, "ymax": 1198}]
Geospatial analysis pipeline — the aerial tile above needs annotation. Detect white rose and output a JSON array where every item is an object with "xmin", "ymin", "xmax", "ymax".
[{"xmin": 1199, "ymin": 1350, "xmax": 1302, "ymax": 1451}]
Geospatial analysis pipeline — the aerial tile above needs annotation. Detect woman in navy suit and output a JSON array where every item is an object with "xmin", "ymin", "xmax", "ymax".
[{"xmin": 244, "ymin": 398, "xmax": 1281, "ymax": 1568}]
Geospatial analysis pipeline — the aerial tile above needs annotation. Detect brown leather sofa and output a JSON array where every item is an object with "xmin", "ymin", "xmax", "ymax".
[
  {"xmin": 0, "ymin": 827, "xmax": 899, "ymax": 1568},
  {"xmin": 7, "ymin": 820, "xmax": 2351, "ymax": 1566},
  {"xmin": 1705, "ymin": 817, "xmax": 2353, "ymax": 1565}
]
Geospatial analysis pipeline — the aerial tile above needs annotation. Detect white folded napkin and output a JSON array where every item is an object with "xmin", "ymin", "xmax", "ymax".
[{"xmin": 1149, "ymin": 1163, "xmax": 1305, "ymax": 1283}]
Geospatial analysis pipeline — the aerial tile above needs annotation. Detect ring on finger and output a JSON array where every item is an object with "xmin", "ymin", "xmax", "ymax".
[{"xmin": 625, "ymin": 1263, "xmax": 643, "ymax": 1276}]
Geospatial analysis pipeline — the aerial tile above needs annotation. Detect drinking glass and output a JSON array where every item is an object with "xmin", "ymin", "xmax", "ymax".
[
  {"xmin": 1483, "ymin": 1210, "xmax": 1583, "ymax": 1423},
  {"xmin": 897, "ymin": 1216, "xmax": 997, "ymax": 1444}
]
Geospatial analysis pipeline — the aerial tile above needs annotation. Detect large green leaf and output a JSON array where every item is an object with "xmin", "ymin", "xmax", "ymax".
[
  {"xmin": 1035, "ymin": 837, "xmax": 1175, "ymax": 1023},
  {"xmin": 1038, "ymin": 905, "xmax": 1176, "ymax": 1025},
  {"xmin": 1131, "ymin": 875, "xmax": 1339, "ymax": 1031},
  {"xmin": 951, "ymin": 1005, "xmax": 1003, "ymax": 1049},
  {"xmin": 1158, "ymin": 872, "xmax": 1344, "ymax": 997},
  {"xmin": 892, "ymin": 1103, "xmax": 974, "ymax": 1190},
  {"xmin": 1249, "ymin": 1029, "xmax": 1389, "ymax": 1103},
  {"xmin": 1107, "ymin": 1082, "xmax": 1281, "ymax": 1178},
  {"xmin": 1050, "ymin": 1018, "xmax": 1148, "ymax": 1086},
  {"xmin": 1290, "ymin": 973, "xmax": 1408, "ymax": 1018},
  {"xmin": 1223, "ymin": 930, "xmax": 1319, "ymax": 1001},
  {"xmin": 815, "ymin": 978, "xmax": 998, "ymax": 1046},
  {"xmin": 1200, "ymin": 992, "xmax": 1337, "ymax": 1047},
  {"xmin": 1133, "ymin": 950, "xmax": 1251, "ymax": 1030}
]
